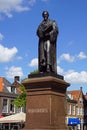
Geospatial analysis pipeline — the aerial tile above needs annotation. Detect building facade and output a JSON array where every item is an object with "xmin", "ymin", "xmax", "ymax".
[
  {"xmin": 66, "ymin": 87, "xmax": 84, "ymax": 130},
  {"xmin": 0, "ymin": 77, "xmax": 24, "ymax": 117}
]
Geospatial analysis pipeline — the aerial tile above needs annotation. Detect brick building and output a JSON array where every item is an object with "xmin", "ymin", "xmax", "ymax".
[
  {"xmin": 66, "ymin": 87, "xmax": 84, "ymax": 130},
  {"xmin": 0, "ymin": 77, "xmax": 24, "ymax": 117},
  {"xmin": 0, "ymin": 76, "xmax": 87, "ymax": 130}
]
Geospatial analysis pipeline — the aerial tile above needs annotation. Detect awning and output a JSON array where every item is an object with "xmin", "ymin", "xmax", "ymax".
[
  {"xmin": 68, "ymin": 117, "xmax": 81, "ymax": 125},
  {"xmin": 0, "ymin": 112, "xmax": 26, "ymax": 123},
  {"xmin": 0, "ymin": 115, "xmax": 4, "ymax": 118}
]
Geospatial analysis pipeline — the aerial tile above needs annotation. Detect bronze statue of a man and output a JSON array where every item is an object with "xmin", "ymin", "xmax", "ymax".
[{"xmin": 37, "ymin": 11, "xmax": 59, "ymax": 73}]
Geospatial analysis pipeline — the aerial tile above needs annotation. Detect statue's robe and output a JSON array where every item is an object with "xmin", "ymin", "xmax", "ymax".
[{"xmin": 37, "ymin": 19, "xmax": 58, "ymax": 73}]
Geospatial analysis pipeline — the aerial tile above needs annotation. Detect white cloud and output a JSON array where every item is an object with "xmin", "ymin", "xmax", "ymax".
[
  {"xmin": 0, "ymin": 33, "xmax": 4, "ymax": 41},
  {"xmin": 28, "ymin": 0, "xmax": 36, "ymax": 6},
  {"xmin": 0, "ymin": 44, "xmax": 18, "ymax": 62},
  {"xmin": 0, "ymin": 0, "xmax": 29, "ymax": 18},
  {"xmin": 0, "ymin": 0, "xmax": 49, "ymax": 18},
  {"xmin": 16, "ymin": 56, "xmax": 22, "ymax": 60},
  {"xmin": 64, "ymin": 70, "xmax": 87, "ymax": 84},
  {"xmin": 57, "ymin": 66, "xmax": 64, "ymax": 74},
  {"xmin": 29, "ymin": 58, "xmax": 38, "ymax": 67},
  {"xmin": 6, "ymin": 66, "xmax": 23, "ymax": 79},
  {"xmin": 77, "ymin": 51, "xmax": 87, "ymax": 59},
  {"xmin": 60, "ymin": 53, "xmax": 75, "ymax": 62},
  {"xmin": 58, "ymin": 51, "xmax": 87, "ymax": 63}
]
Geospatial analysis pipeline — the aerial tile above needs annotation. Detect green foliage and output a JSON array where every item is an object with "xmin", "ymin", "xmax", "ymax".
[
  {"xmin": 30, "ymin": 70, "xmax": 39, "ymax": 74},
  {"xmin": 13, "ymin": 85, "xmax": 26, "ymax": 108}
]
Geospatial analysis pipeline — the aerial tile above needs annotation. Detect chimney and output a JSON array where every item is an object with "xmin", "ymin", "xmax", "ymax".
[{"xmin": 14, "ymin": 76, "xmax": 20, "ymax": 82}]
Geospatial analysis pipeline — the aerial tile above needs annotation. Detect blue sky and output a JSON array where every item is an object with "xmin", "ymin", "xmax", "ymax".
[{"xmin": 0, "ymin": 0, "xmax": 87, "ymax": 93}]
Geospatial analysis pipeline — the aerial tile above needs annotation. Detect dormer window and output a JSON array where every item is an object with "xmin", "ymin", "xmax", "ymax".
[
  {"xmin": 79, "ymin": 98, "xmax": 83, "ymax": 103},
  {"xmin": 11, "ymin": 86, "xmax": 16, "ymax": 93},
  {"xmin": 68, "ymin": 94, "xmax": 73, "ymax": 100}
]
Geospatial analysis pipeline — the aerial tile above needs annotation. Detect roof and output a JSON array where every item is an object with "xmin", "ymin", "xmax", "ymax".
[
  {"xmin": 0, "ymin": 92, "xmax": 18, "ymax": 98},
  {"xmin": 67, "ymin": 97, "xmax": 77, "ymax": 103},
  {"xmin": 67, "ymin": 88, "xmax": 82, "ymax": 101},
  {"xmin": 0, "ymin": 77, "xmax": 11, "ymax": 93}
]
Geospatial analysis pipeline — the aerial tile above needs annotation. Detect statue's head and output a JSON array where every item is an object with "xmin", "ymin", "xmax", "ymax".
[{"xmin": 42, "ymin": 11, "xmax": 49, "ymax": 21}]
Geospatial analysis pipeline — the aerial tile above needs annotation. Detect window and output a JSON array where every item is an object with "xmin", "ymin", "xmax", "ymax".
[
  {"xmin": 76, "ymin": 106, "xmax": 79, "ymax": 115},
  {"xmin": 68, "ymin": 104, "xmax": 71, "ymax": 115},
  {"xmin": 79, "ymin": 107, "xmax": 83, "ymax": 115},
  {"xmin": 2, "ymin": 99, "xmax": 8, "ymax": 113},
  {"xmin": 79, "ymin": 98, "xmax": 83, "ymax": 103},
  {"xmin": 72, "ymin": 105, "xmax": 75, "ymax": 115},
  {"xmin": 68, "ymin": 94, "xmax": 73, "ymax": 100},
  {"xmin": 11, "ymin": 86, "xmax": 16, "ymax": 93},
  {"xmin": 10, "ymin": 100, "xmax": 15, "ymax": 113},
  {"xmin": 17, "ymin": 107, "xmax": 23, "ymax": 113}
]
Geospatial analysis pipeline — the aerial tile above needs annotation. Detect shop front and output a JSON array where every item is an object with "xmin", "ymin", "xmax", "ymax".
[{"xmin": 67, "ymin": 117, "xmax": 81, "ymax": 130}]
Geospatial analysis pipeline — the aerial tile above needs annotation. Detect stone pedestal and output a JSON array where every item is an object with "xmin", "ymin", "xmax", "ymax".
[{"xmin": 22, "ymin": 74, "xmax": 70, "ymax": 130}]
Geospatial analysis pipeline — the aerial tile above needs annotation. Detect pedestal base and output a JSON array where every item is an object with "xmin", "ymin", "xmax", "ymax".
[{"xmin": 22, "ymin": 74, "xmax": 70, "ymax": 130}]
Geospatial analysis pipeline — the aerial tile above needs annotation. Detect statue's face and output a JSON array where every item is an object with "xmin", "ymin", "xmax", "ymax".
[{"xmin": 42, "ymin": 12, "xmax": 49, "ymax": 21}]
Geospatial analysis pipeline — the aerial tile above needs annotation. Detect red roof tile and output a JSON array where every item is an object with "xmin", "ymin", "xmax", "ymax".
[
  {"xmin": 68, "ymin": 90, "xmax": 81, "ymax": 101},
  {"xmin": 0, "ymin": 77, "xmax": 3, "ymax": 92}
]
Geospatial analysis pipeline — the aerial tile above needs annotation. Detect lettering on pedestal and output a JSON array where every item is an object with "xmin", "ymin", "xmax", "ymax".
[{"xmin": 28, "ymin": 108, "xmax": 48, "ymax": 113}]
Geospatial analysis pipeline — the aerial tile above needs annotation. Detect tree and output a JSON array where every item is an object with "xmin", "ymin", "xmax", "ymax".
[
  {"xmin": 30, "ymin": 70, "xmax": 39, "ymax": 74},
  {"xmin": 13, "ymin": 70, "xmax": 39, "ymax": 108},
  {"xmin": 13, "ymin": 84, "xmax": 26, "ymax": 108}
]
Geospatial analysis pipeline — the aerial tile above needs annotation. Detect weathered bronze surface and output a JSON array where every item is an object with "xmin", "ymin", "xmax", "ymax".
[{"xmin": 37, "ymin": 11, "xmax": 58, "ymax": 73}]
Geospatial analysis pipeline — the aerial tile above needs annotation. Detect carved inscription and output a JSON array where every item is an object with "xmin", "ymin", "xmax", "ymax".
[{"xmin": 28, "ymin": 108, "xmax": 48, "ymax": 113}]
